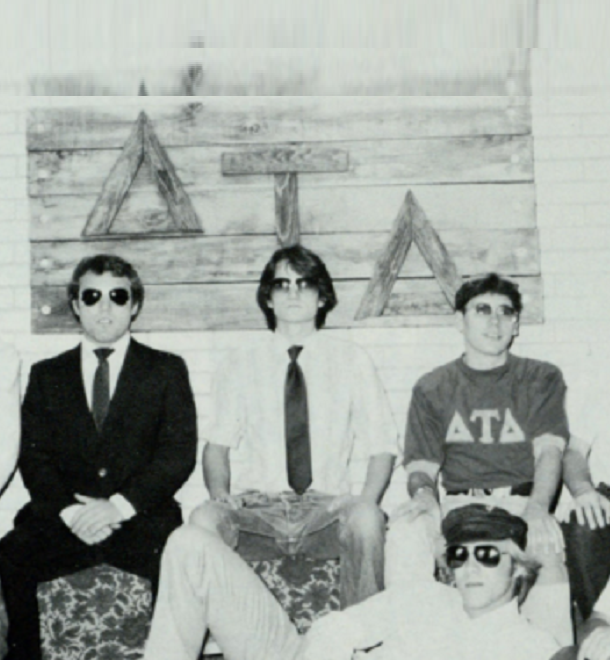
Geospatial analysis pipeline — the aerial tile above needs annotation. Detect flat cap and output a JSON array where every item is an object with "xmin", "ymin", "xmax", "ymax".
[{"xmin": 442, "ymin": 503, "xmax": 528, "ymax": 550}]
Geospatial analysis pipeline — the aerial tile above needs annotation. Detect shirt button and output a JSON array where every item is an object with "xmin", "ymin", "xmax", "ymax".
[{"xmin": 98, "ymin": 468, "xmax": 108, "ymax": 478}]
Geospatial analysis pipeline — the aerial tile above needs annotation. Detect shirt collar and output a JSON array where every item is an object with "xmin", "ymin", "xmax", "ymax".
[
  {"xmin": 81, "ymin": 332, "xmax": 131, "ymax": 363},
  {"xmin": 271, "ymin": 329, "xmax": 320, "ymax": 358}
]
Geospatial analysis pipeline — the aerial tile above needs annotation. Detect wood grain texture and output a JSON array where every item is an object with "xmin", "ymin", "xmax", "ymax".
[
  {"xmin": 31, "ymin": 229, "xmax": 540, "ymax": 287},
  {"xmin": 81, "ymin": 112, "xmax": 144, "ymax": 236},
  {"xmin": 27, "ymin": 97, "xmax": 531, "ymax": 151},
  {"xmin": 355, "ymin": 192, "xmax": 413, "ymax": 320},
  {"xmin": 31, "ymin": 277, "xmax": 543, "ymax": 334},
  {"xmin": 222, "ymin": 146, "xmax": 348, "ymax": 175},
  {"xmin": 274, "ymin": 173, "xmax": 300, "ymax": 246},
  {"xmin": 28, "ymin": 135, "xmax": 533, "ymax": 197},
  {"xmin": 29, "ymin": 183, "xmax": 536, "ymax": 241},
  {"xmin": 410, "ymin": 192, "xmax": 462, "ymax": 305},
  {"xmin": 141, "ymin": 114, "xmax": 203, "ymax": 232}
]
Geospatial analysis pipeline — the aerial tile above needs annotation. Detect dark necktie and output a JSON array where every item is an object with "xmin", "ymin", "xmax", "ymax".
[
  {"xmin": 92, "ymin": 348, "xmax": 114, "ymax": 432},
  {"xmin": 285, "ymin": 346, "xmax": 312, "ymax": 495}
]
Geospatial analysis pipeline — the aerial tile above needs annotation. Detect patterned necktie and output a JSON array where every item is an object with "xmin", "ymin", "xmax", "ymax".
[
  {"xmin": 92, "ymin": 348, "xmax": 114, "ymax": 432},
  {"xmin": 285, "ymin": 346, "xmax": 312, "ymax": 495}
]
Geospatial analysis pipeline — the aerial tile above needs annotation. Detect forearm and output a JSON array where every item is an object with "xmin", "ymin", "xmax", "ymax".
[
  {"xmin": 203, "ymin": 443, "xmax": 231, "ymax": 499},
  {"xmin": 360, "ymin": 453, "xmax": 395, "ymax": 504},
  {"xmin": 564, "ymin": 443, "xmax": 596, "ymax": 498},
  {"xmin": 529, "ymin": 445, "xmax": 564, "ymax": 510}
]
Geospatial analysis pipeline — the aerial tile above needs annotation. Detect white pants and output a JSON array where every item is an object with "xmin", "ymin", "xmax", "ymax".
[
  {"xmin": 143, "ymin": 525, "xmax": 303, "ymax": 660},
  {"xmin": 385, "ymin": 494, "xmax": 574, "ymax": 647}
]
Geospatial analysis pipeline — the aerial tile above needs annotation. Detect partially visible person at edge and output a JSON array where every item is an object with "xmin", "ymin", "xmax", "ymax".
[
  {"xmin": 384, "ymin": 272, "xmax": 572, "ymax": 646},
  {"xmin": 143, "ymin": 503, "xmax": 560, "ymax": 660},
  {"xmin": 0, "ymin": 341, "xmax": 21, "ymax": 659},
  {"xmin": 0, "ymin": 254, "xmax": 197, "ymax": 660},
  {"xmin": 554, "ymin": 363, "xmax": 610, "ymax": 660},
  {"xmin": 146, "ymin": 243, "xmax": 397, "ymax": 652}
]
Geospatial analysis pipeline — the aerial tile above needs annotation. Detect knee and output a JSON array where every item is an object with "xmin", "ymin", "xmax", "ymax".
[
  {"xmin": 340, "ymin": 500, "xmax": 385, "ymax": 543},
  {"xmin": 189, "ymin": 502, "xmax": 224, "ymax": 534}
]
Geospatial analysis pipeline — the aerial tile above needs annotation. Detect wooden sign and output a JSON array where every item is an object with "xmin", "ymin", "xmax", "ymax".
[{"xmin": 27, "ymin": 95, "xmax": 541, "ymax": 333}]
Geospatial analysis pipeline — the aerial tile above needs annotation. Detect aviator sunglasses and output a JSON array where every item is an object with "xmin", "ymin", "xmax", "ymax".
[
  {"xmin": 271, "ymin": 277, "xmax": 317, "ymax": 293},
  {"xmin": 445, "ymin": 544, "xmax": 508, "ymax": 569},
  {"xmin": 80, "ymin": 288, "xmax": 131, "ymax": 307}
]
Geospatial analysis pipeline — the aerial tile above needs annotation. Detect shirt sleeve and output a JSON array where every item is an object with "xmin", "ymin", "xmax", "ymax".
[
  {"xmin": 351, "ymin": 346, "xmax": 399, "ymax": 458},
  {"xmin": 528, "ymin": 364, "xmax": 569, "ymax": 452},
  {"xmin": 207, "ymin": 352, "xmax": 244, "ymax": 449},
  {"xmin": 403, "ymin": 383, "xmax": 444, "ymax": 471}
]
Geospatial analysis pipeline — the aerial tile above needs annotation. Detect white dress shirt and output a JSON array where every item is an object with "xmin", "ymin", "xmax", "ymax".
[
  {"xmin": 208, "ymin": 331, "xmax": 398, "ymax": 495},
  {"xmin": 303, "ymin": 581, "xmax": 560, "ymax": 660}
]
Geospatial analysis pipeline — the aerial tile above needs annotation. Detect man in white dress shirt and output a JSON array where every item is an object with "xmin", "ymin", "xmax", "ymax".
[{"xmin": 145, "ymin": 244, "xmax": 397, "ymax": 659}]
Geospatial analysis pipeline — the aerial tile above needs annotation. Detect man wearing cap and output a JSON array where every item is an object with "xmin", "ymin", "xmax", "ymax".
[
  {"xmin": 0, "ymin": 254, "xmax": 198, "ymax": 660},
  {"xmin": 143, "ymin": 503, "xmax": 560, "ymax": 660},
  {"xmin": 385, "ymin": 273, "xmax": 571, "ymax": 645}
]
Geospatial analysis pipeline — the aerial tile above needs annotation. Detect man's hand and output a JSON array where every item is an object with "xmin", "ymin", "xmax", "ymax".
[
  {"xmin": 523, "ymin": 501, "xmax": 563, "ymax": 555},
  {"xmin": 396, "ymin": 488, "xmax": 440, "ymax": 524},
  {"xmin": 69, "ymin": 495, "xmax": 123, "ymax": 545},
  {"xmin": 578, "ymin": 625, "xmax": 610, "ymax": 660},
  {"xmin": 573, "ymin": 489, "xmax": 610, "ymax": 530}
]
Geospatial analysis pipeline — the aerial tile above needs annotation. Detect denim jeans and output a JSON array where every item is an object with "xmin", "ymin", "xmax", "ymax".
[{"xmin": 190, "ymin": 491, "xmax": 385, "ymax": 608}]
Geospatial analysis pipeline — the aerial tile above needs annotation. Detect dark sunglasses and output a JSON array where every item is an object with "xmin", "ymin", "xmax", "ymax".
[
  {"xmin": 445, "ymin": 544, "xmax": 508, "ymax": 569},
  {"xmin": 271, "ymin": 277, "xmax": 317, "ymax": 293},
  {"xmin": 80, "ymin": 288, "xmax": 131, "ymax": 307}
]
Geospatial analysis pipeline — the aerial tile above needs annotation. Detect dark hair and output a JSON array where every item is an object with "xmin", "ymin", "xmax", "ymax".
[
  {"xmin": 256, "ymin": 245, "xmax": 337, "ymax": 330},
  {"xmin": 67, "ymin": 254, "xmax": 145, "ymax": 321},
  {"xmin": 455, "ymin": 273, "xmax": 522, "ymax": 315}
]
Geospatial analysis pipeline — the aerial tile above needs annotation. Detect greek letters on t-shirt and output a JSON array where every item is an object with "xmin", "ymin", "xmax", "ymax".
[{"xmin": 446, "ymin": 409, "xmax": 526, "ymax": 445}]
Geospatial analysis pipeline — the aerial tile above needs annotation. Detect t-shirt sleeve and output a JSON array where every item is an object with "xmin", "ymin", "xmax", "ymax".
[
  {"xmin": 528, "ymin": 364, "xmax": 569, "ymax": 452},
  {"xmin": 403, "ymin": 383, "xmax": 444, "ymax": 471}
]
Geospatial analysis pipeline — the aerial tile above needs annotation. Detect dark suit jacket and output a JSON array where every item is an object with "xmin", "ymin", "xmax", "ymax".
[{"xmin": 19, "ymin": 338, "xmax": 197, "ymax": 520}]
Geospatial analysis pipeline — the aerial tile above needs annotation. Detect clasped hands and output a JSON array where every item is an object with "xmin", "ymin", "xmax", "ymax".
[{"xmin": 68, "ymin": 494, "xmax": 123, "ymax": 545}]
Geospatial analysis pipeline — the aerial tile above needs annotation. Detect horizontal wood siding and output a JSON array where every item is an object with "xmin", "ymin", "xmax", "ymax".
[
  {"xmin": 32, "ymin": 277, "xmax": 543, "ymax": 333},
  {"xmin": 27, "ymin": 97, "xmax": 531, "ymax": 151}
]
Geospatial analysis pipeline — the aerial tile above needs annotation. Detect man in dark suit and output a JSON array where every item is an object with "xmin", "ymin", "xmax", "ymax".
[{"xmin": 0, "ymin": 254, "xmax": 197, "ymax": 660}]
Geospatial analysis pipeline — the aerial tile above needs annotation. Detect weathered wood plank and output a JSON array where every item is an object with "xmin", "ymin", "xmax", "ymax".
[
  {"xmin": 410, "ymin": 192, "xmax": 462, "ymax": 305},
  {"xmin": 274, "ymin": 173, "xmax": 300, "ymax": 246},
  {"xmin": 29, "ymin": 183, "xmax": 536, "ymax": 241},
  {"xmin": 30, "ymin": 229, "xmax": 540, "ymax": 287},
  {"xmin": 355, "ymin": 193, "xmax": 413, "ymax": 320},
  {"xmin": 31, "ymin": 277, "xmax": 544, "ymax": 334},
  {"xmin": 28, "ymin": 135, "xmax": 534, "ymax": 197},
  {"xmin": 141, "ymin": 114, "xmax": 203, "ymax": 233},
  {"xmin": 27, "ymin": 97, "xmax": 531, "ymax": 151},
  {"xmin": 222, "ymin": 146, "xmax": 349, "ymax": 175},
  {"xmin": 81, "ymin": 112, "xmax": 144, "ymax": 236}
]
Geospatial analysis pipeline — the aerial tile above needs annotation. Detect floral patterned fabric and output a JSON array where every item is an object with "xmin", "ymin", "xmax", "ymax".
[
  {"xmin": 251, "ymin": 556, "xmax": 340, "ymax": 633},
  {"xmin": 37, "ymin": 558, "xmax": 339, "ymax": 659},
  {"xmin": 37, "ymin": 565, "xmax": 152, "ymax": 660}
]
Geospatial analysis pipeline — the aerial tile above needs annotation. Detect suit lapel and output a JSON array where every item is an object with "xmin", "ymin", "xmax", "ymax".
[
  {"xmin": 101, "ymin": 339, "xmax": 147, "ymax": 444},
  {"xmin": 60, "ymin": 346, "xmax": 100, "ymax": 453}
]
